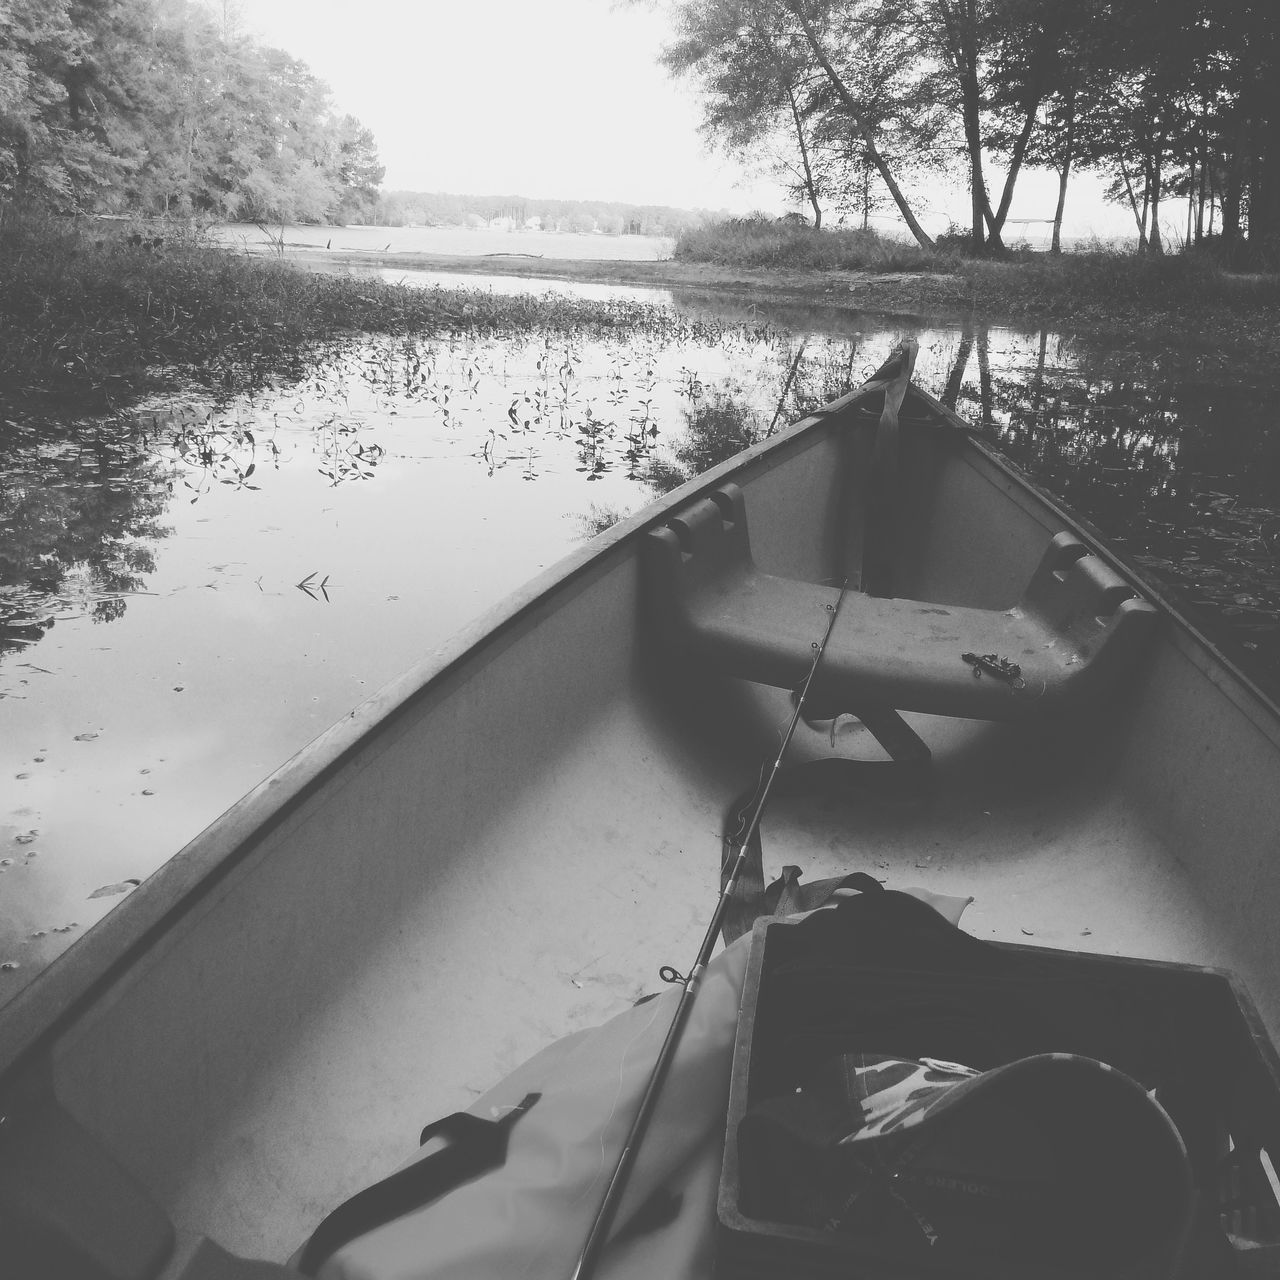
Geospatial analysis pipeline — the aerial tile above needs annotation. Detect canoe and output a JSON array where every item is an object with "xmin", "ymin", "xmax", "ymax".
[{"xmin": 5, "ymin": 352, "xmax": 1280, "ymax": 1275}]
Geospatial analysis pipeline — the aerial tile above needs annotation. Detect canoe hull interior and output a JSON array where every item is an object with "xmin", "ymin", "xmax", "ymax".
[{"xmin": 4, "ymin": 385, "xmax": 1280, "ymax": 1263}]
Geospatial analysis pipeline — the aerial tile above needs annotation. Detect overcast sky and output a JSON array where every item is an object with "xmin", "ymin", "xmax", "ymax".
[
  {"xmin": 241, "ymin": 0, "xmax": 1135, "ymax": 237},
  {"xmin": 240, "ymin": 0, "xmax": 775, "ymax": 210}
]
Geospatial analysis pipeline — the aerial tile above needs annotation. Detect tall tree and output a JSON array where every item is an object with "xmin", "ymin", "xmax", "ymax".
[
  {"xmin": 329, "ymin": 114, "xmax": 385, "ymax": 224},
  {"xmin": 659, "ymin": 0, "xmax": 939, "ymax": 246},
  {"xmin": 991, "ymin": 0, "xmax": 1112, "ymax": 252},
  {"xmin": 1, "ymin": 0, "xmax": 384, "ymax": 221},
  {"xmin": 0, "ymin": 0, "xmax": 88, "ymax": 204},
  {"xmin": 662, "ymin": 0, "xmax": 832, "ymax": 226},
  {"xmin": 783, "ymin": 0, "xmax": 940, "ymax": 246}
]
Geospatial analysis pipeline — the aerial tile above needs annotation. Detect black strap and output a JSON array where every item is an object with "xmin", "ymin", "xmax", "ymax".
[{"xmin": 295, "ymin": 1092, "xmax": 540, "ymax": 1276}]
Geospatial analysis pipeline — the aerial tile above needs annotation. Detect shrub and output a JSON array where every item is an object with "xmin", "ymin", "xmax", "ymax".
[{"xmin": 673, "ymin": 217, "xmax": 937, "ymax": 272}]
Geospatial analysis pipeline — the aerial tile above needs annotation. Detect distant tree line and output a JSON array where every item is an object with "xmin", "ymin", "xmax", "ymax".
[
  {"xmin": 0, "ymin": 0, "xmax": 384, "ymax": 223},
  {"xmin": 661, "ymin": 0, "xmax": 1280, "ymax": 258},
  {"xmin": 375, "ymin": 191, "xmax": 723, "ymax": 237}
]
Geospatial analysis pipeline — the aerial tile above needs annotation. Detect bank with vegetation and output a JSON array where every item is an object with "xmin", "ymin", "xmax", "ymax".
[
  {"xmin": 5, "ymin": 207, "xmax": 1280, "ymax": 414},
  {"xmin": 0, "ymin": 208, "xmax": 723, "ymax": 413},
  {"xmin": 671, "ymin": 217, "xmax": 1280, "ymax": 330}
]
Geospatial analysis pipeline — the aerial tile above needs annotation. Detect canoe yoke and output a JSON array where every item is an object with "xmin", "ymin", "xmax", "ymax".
[{"xmin": 644, "ymin": 484, "xmax": 1159, "ymax": 725}]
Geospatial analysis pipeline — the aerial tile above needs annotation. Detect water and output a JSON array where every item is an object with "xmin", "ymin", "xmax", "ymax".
[
  {"xmin": 207, "ymin": 222, "xmax": 676, "ymax": 262},
  {"xmin": 3, "ymin": 282, "xmax": 1279, "ymax": 1002},
  {"xmin": 376, "ymin": 266, "xmax": 675, "ymax": 306}
]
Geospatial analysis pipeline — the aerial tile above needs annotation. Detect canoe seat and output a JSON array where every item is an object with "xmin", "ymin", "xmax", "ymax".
[{"xmin": 645, "ymin": 484, "xmax": 1158, "ymax": 722}]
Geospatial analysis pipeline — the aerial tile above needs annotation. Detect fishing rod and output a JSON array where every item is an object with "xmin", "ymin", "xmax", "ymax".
[{"xmin": 569, "ymin": 580, "xmax": 849, "ymax": 1280}]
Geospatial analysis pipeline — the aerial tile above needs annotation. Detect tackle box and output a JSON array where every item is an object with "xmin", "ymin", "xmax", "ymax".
[{"xmin": 716, "ymin": 907, "xmax": 1280, "ymax": 1279}]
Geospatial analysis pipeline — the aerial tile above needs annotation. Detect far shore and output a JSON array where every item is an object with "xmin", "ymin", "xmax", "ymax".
[
  {"xmin": 268, "ymin": 241, "xmax": 972, "ymax": 313},
  {"xmin": 247, "ymin": 240, "xmax": 1280, "ymax": 343}
]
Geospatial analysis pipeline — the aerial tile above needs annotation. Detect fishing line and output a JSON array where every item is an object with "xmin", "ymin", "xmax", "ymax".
[
  {"xmin": 569, "ymin": 582, "xmax": 849, "ymax": 1280},
  {"xmin": 587, "ymin": 997, "xmax": 668, "ymax": 1193}
]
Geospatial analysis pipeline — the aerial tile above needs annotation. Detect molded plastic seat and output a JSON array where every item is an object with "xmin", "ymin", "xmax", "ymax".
[{"xmin": 644, "ymin": 484, "xmax": 1158, "ymax": 721}]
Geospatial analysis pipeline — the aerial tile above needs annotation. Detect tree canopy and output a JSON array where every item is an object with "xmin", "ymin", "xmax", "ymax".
[
  {"xmin": 656, "ymin": 0, "xmax": 1280, "ymax": 258},
  {"xmin": 0, "ymin": 0, "xmax": 384, "ymax": 222}
]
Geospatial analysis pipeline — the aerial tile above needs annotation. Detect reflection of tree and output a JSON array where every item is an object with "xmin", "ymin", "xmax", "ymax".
[
  {"xmin": 649, "ymin": 338, "xmax": 862, "ymax": 495},
  {"xmin": 0, "ymin": 418, "xmax": 173, "ymax": 666},
  {"xmin": 940, "ymin": 332, "xmax": 1280, "ymax": 696},
  {"xmin": 649, "ymin": 385, "xmax": 765, "ymax": 495},
  {"xmin": 786, "ymin": 338, "xmax": 865, "ymax": 419}
]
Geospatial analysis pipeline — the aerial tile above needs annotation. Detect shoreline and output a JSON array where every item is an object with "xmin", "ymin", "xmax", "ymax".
[
  {"xmin": 254, "ymin": 243, "xmax": 973, "ymax": 316},
  {"xmin": 251, "ymin": 243, "xmax": 1280, "ymax": 345}
]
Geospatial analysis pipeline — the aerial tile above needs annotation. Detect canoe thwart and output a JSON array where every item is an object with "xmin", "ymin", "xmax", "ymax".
[{"xmin": 644, "ymin": 484, "xmax": 1158, "ymax": 722}]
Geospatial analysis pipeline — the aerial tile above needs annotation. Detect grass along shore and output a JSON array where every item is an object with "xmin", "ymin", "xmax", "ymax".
[
  {"xmin": 672, "ymin": 218, "xmax": 1280, "ymax": 323},
  {"xmin": 3, "ymin": 207, "xmax": 1279, "ymax": 412}
]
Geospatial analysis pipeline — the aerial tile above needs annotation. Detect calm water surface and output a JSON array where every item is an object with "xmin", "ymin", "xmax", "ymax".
[
  {"xmin": 2, "ymin": 281, "xmax": 1278, "ymax": 1000},
  {"xmin": 208, "ymin": 222, "xmax": 676, "ymax": 261}
]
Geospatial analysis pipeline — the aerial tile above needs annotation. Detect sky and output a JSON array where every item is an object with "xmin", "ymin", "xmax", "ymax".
[
  {"xmin": 240, "ymin": 0, "xmax": 773, "ymax": 210},
  {"xmin": 240, "ymin": 0, "xmax": 1136, "ymax": 239}
]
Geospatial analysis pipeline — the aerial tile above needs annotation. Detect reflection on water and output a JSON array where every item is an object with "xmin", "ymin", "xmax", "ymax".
[
  {"xmin": 2, "ymin": 287, "xmax": 1279, "ymax": 1000},
  {"xmin": 0, "ymin": 418, "xmax": 173, "ymax": 656},
  {"xmin": 939, "ymin": 322, "xmax": 1280, "ymax": 690}
]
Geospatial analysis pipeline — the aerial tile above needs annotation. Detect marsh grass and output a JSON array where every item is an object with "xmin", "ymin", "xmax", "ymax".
[
  {"xmin": 674, "ymin": 218, "xmax": 938, "ymax": 272},
  {"xmin": 0, "ymin": 205, "xmax": 753, "ymax": 411}
]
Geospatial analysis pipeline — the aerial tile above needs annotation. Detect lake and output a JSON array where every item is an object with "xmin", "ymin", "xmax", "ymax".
[
  {"xmin": 3, "ymin": 275, "xmax": 1279, "ymax": 1003},
  {"xmin": 207, "ymin": 222, "xmax": 676, "ymax": 261}
]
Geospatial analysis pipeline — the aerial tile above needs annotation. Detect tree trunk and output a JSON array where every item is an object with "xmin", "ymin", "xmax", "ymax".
[
  {"xmin": 788, "ymin": 1, "xmax": 935, "ymax": 248},
  {"xmin": 1117, "ymin": 154, "xmax": 1147, "ymax": 249},
  {"xmin": 1050, "ymin": 94, "xmax": 1076, "ymax": 255},
  {"xmin": 1186, "ymin": 161, "xmax": 1195, "ymax": 248},
  {"xmin": 989, "ymin": 97, "xmax": 1039, "ymax": 242},
  {"xmin": 786, "ymin": 84, "xmax": 822, "ymax": 230},
  {"xmin": 1222, "ymin": 112, "xmax": 1245, "ymax": 247},
  {"xmin": 947, "ymin": 0, "xmax": 997, "ymax": 251},
  {"xmin": 1052, "ymin": 156, "xmax": 1072, "ymax": 253},
  {"xmin": 1196, "ymin": 136, "xmax": 1207, "ymax": 243},
  {"xmin": 1148, "ymin": 156, "xmax": 1164, "ymax": 254},
  {"xmin": 966, "ymin": 107, "xmax": 987, "ymax": 249}
]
